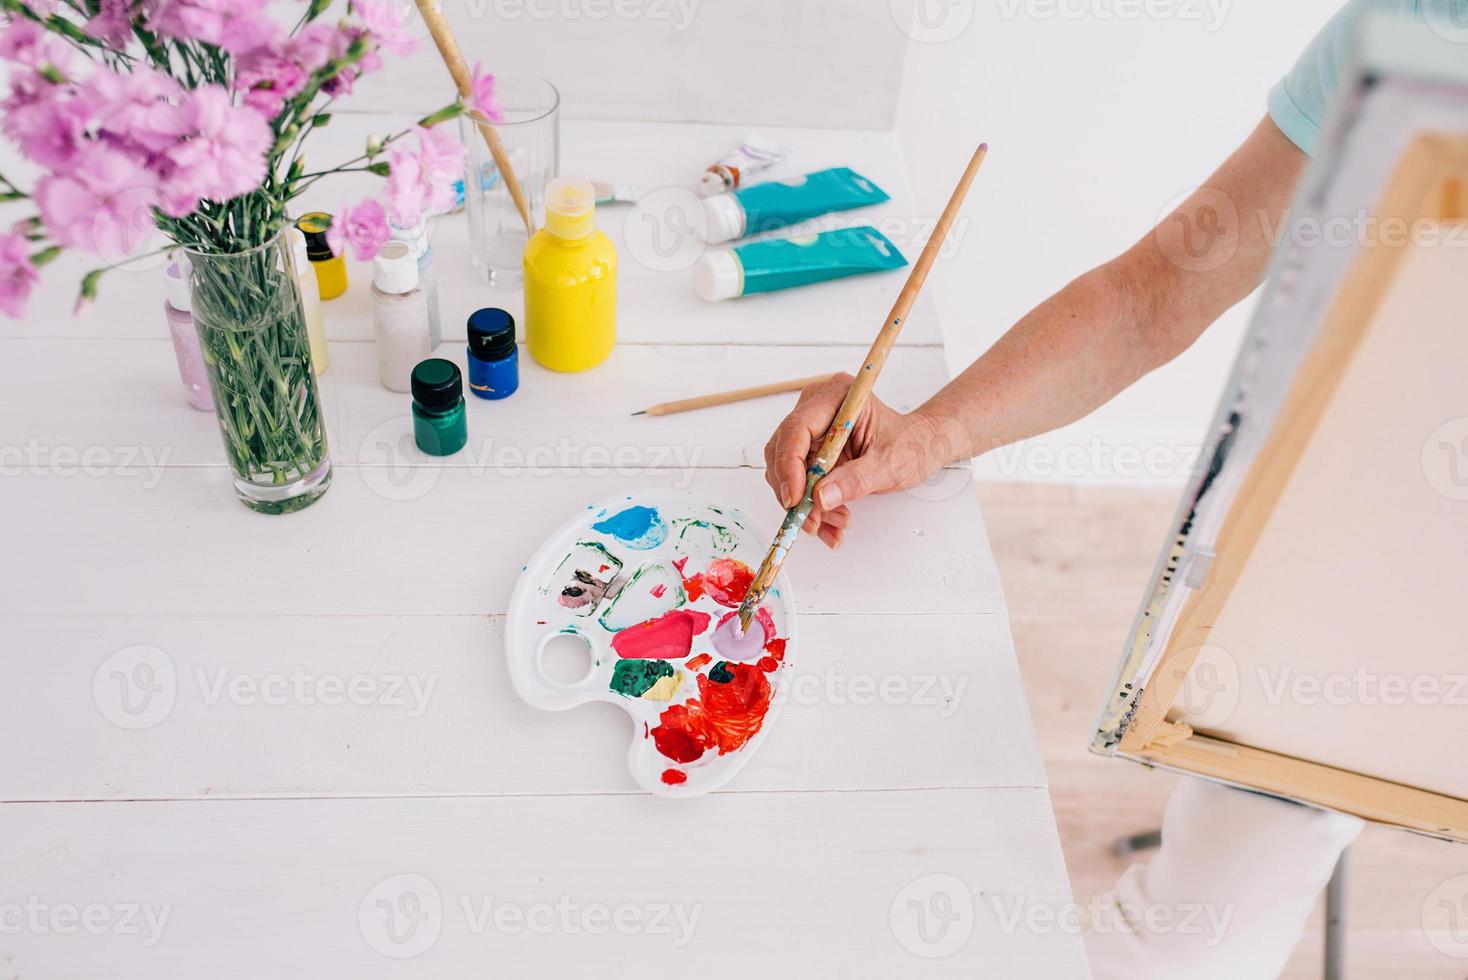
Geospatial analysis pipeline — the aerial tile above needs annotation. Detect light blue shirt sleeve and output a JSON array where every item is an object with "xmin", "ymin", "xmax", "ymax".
[{"xmin": 1269, "ymin": 1, "xmax": 1464, "ymax": 155}]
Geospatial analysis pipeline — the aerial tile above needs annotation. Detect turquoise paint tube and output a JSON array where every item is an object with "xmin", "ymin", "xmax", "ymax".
[
  {"xmin": 694, "ymin": 226, "xmax": 907, "ymax": 301},
  {"xmin": 699, "ymin": 167, "xmax": 890, "ymax": 243}
]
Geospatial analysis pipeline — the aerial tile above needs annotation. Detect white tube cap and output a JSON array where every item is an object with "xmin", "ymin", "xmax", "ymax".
[
  {"xmin": 700, "ymin": 194, "xmax": 745, "ymax": 244},
  {"xmin": 694, "ymin": 250, "xmax": 743, "ymax": 302},
  {"xmin": 372, "ymin": 240, "xmax": 419, "ymax": 294},
  {"xmin": 165, "ymin": 258, "xmax": 191, "ymax": 312},
  {"xmin": 697, "ymin": 169, "xmax": 730, "ymax": 198}
]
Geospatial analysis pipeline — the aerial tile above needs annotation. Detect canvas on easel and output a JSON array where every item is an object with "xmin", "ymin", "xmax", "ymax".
[{"xmin": 1092, "ymin": 16, "xmax": 1468, "ymax": 843}]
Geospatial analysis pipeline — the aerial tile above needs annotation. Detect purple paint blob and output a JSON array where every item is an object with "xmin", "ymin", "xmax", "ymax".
[{"xmin": 711, "ymin": 609, "xmax": 773, "ymax": 661}]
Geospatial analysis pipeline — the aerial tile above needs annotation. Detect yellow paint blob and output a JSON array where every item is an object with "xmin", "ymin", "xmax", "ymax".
[{"xmin": 642, "ymin": 672, "xmax": 682, "ymax": 702}]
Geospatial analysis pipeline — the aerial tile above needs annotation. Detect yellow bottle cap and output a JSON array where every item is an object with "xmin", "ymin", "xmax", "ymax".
[{"xmin": 544, "ymin": 177, "xmax": 597, "ymax": 240}]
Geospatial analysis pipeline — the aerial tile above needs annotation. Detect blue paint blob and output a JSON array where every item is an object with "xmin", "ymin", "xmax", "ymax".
[{"xmin": 592, "ymin": 505, "xmax": 668, "ymax": 550}]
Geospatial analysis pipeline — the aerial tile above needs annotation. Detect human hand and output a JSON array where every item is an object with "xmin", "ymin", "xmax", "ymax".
[{"xmin": 762, "ymin": 373, "xmax": 951, "ymax": 549}]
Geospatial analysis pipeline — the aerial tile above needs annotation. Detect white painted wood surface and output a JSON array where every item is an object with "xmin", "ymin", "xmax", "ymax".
[{"xmin": 0, "ymin": 121, "xmax": 1087, "ymax": 976}]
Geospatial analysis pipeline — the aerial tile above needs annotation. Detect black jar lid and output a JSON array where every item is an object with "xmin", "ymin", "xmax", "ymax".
[
  {"xmin": 467, "ymin": 307, "xmax": 516, "ymax": 360},
  {"xmin": 295, "ymin": 212, "xmax": 336, "ymax": 260},
  {"xmin": 411, "ymin": 358, "xmax": 463, "ymax": 409}
]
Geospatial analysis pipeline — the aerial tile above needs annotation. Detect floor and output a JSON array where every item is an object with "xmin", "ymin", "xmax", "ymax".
[{"xmin": 977, "ymin": 482, "xmax": 1467, "ymax": 979}]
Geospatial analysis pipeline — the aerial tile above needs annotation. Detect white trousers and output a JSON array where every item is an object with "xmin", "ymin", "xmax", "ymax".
[{"xmin": 1084, "ymin": 777, "xmax": 1365, "ymax": 979}]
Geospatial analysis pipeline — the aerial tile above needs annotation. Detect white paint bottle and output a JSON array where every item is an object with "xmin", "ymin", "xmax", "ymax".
[{"xmin": 371, "ymin": 241, "xmax": 431, "ymax": 393}]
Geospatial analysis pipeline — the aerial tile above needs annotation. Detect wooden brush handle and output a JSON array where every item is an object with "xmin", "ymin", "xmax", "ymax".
[
  {"xmin": 736, "ymin": 143, "xmax": 989, "ymax": 631},
  {"xmin": 809, "ymin": 143, "xmax": 987, "ymax": 474},
  {"xmin": 646, "ymin": 374, "xmax": 835, "ymax": 417},
  {"xmin": 413, "ymin": 0, "xmax": 535, "ymax": 236}
]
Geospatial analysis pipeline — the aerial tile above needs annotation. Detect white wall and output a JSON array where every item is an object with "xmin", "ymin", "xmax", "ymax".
[
  {"xmin": 358, "ymin": 0, "xmax": 911, "ymax": 128},
  {"xmin": 895, "ymin": 0, "xmax": 1345, "ymax": 485}
]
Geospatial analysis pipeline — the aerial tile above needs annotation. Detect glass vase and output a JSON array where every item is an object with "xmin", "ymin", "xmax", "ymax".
[{"xmin": 184, "ymin": 230, "xmax": 331, "ymax": 514}]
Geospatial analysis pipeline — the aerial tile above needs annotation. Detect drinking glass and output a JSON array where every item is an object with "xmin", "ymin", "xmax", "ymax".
[{"xmin": 461, "ymin": 75, "xmax": 559, "ymax": 283}]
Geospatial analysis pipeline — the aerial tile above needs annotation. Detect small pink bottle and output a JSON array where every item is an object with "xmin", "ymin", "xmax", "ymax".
[{"xmin": 164, "ymin": 260, "xmax": 213, "ymax": 412}]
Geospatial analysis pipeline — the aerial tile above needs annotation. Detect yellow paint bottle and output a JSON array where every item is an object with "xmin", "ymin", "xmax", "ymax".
[
  {"xmin": 296, "ymin": 212, "xmax": 348, "ymax": 301},
  {"xmin": 524, "ymin": 177, "xmax": 617, "ymax": 372}
]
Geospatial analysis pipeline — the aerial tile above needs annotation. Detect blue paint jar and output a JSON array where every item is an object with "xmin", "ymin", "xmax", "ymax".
[{"xmin": 466, "ymin": 307, "xmax": 518, "ymax": 400}]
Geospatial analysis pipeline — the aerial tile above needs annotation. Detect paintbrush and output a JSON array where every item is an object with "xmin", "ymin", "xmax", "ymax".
[
  {"xmin": 412, "ymin": 0, "xmax": 535, "ymax": 236},
  {"xmin": 631, "ymin": 373, "xmax": 835, "ymax": 418},
  {"xmin": 734, "ymin": 143, "xmax": 989, "ymax": 634}
]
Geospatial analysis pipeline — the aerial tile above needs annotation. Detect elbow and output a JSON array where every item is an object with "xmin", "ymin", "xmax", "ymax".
[{"xmin": 1099, "ymin": 247, "xmax": 1198, "ymax": 375}]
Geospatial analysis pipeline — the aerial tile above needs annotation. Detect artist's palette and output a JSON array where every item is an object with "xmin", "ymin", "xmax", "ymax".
[{"xmin": 506, "ymin": 491, "xmax": 797, "ymax": 797}]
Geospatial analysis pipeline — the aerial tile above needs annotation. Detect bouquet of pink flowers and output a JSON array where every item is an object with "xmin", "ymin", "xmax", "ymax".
[
  {"xmin": 0, "ymin": 0, "xmax": 502, "ymax": 315},
  {"xmin": 0, "ymin": 0, "xmax": 503, "ymax": 513}
]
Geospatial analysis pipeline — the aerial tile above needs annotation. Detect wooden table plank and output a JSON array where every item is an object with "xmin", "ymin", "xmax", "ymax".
[
  {"xmin": 0, "ymin": 340, "xmax": 952, "ymax": 471},
  {"xmin": 1, "ymin": 612, "xmax": 1043, "ymax": 801},
  {"xmin": 0, "ymin": 468, "xmax": 995, "ymax": 619},
  {"xmin": 0, "ymin": 789, "xmax": 1088, "ymax": 978}
]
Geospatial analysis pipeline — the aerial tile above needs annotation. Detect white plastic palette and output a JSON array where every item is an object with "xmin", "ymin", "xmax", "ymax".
[{"xmin": 506, "ymin": 490, "xmax": 797, "ymax": 797}]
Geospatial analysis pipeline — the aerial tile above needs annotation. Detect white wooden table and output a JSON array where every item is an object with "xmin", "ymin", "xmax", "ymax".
[{"xmin": 0, "ymin": 118, "xmax": 1088, "ymax": 977}]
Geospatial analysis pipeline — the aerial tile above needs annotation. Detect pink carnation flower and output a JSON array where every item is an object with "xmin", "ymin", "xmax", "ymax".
[
  {"xmin": 87, "ymin": 67, "xmax": 185, "ymax": 154},
  {"xmin": 325, "ymin": 198, "xmax": 390, "ymax": 261},
  {"xmin": 235, "ymin": 49, "xmax": 309, "ymax": 118},
  {"xmin": 355, "ymin": 0, "xmax": 417, "ymax": 56},
  {"xmin": 0, "ymin": 19, "xmax": 72, "ymax": 69},
  {"xmin": 290, "ymin": 22, "xmax": 340, "ymax": 73},
  {"xmin": 384, "ymin": 125, "xmax": 465, "ymax": 226},
  {"xmin": 147, "ymin": 0, "xmax": 278, "ymax": 54},
  {"xmin": 467, "ymin": 63, "xmax": 503, "ymax": 124},
  {"xmin": 416, "ymin": 124, "xmax": 464, "ymax": 214},
  {"xmin": 0, "ymin": 233, "xmax": 40, "ymax": 318},
  {"xmin": 385, "ymin": 145, "xmax": 425, "ymax": 228},
  {"xmin": 161, "ymin": 85, "xmax": 272, "ymax": 215},
  {"xmin": 83, "ymin": 0, "xmax": 136, "ymax": 47},
  {"xmin": 34, "ymin": 143, "xmax": 159, "ymax": 258},
  {"xmin": 1, "ymin": 75, "xmax": 90, "ymax": 169}
]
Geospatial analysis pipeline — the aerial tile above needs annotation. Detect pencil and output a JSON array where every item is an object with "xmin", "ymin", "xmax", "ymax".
[
  {"xmin": 734, "ymin": 142, "xmax": 990, "ymax": 633},
  {"xmin": 631, "ymin": 373, "xmax": 835, "ymax": 417}
]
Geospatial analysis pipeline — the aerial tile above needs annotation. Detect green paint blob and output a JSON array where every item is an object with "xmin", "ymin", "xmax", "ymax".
[
  {"xmin": 708, "ymin": 661, "xmax": 735, "ymax": 684},
  {"xmin": 610, "ymin": 659, "xmax": 676, "ymax": 698}
]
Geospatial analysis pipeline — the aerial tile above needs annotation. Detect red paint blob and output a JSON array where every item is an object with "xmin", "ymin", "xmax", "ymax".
[
  {"xmin": 661, "ymin": 768, "xmax": 687, "ymax": 785},
  {"xmin": 611, "ymin": 609, "xmax": 712, "ymax": 660},
  {"xmin": 757, "ymin": 656, "xmax": 778, "ymax": 673},
  {"xmin": 686, "ymin": 653, "xmax": 712, "ymax": 671},
  {"xmin": 649, "ymin": 663, "xmax": 773, "ymax": 764},
  {"xmin": 764, "ymin": 638, "xmax": 787, "ymax": 662},
  {"xmin": 652, "ymin": 704, "xmax": 710, "ymax": 763},
  {"xmin": 697, "ymin": 663, "xmax": 772, "ymax": 753},
  {"xmin": 673, "ymin": 557, "xmax": 753, "ymax": 608},
  {"xmin": 650, "ymin": 583, "xmax": 667, "ymax": 599}
]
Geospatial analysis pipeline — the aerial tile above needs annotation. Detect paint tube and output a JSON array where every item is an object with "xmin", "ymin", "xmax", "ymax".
[
  {"xmin": 699, "ymin": 167, "xmax": 890, "ymax": 244},
  {"xmin": 694, "ymin": 225, "xmax": 907, "ymax": 302},
  {"xmin": 697, "ymin": 134, "xmax": 788, "ymax": 197}
]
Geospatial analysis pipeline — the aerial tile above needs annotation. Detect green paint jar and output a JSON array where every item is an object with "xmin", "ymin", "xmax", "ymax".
[{"xmin": 410, "ymin": 358, "xmax": 468, "ymax": 457}]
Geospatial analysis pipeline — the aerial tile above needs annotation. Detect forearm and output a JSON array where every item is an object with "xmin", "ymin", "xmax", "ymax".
[
  {"xmin": 917, "ymin": 262, "xmax": 1164, "ymax": 462},
  {"xmin": 915, "ymin": 116, "xmax": 1307, "ymax": 467}
]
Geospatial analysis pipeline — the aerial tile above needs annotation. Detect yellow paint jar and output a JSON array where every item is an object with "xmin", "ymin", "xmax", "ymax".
[
  {"xmin": 296, "ymin": 212, "xmax": 348, "ymax": 301},
  {"xmin": 523, "ymin": 177, "xmax": 617, "ymax": 372}
]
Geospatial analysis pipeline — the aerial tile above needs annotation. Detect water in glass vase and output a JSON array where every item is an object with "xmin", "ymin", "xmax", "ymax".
[{"xmin": 184, "ymin": 230, "xmax": 332, "ymax": 514}]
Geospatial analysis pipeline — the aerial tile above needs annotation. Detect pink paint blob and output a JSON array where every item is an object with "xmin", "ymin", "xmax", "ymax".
[
  {"xmin": 710, "ymin": 608, "xmax": 775, "ymax": 662},
  {"xmin": 611, "ymin": 609, "xmax": 712, "ymax": 660}
]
